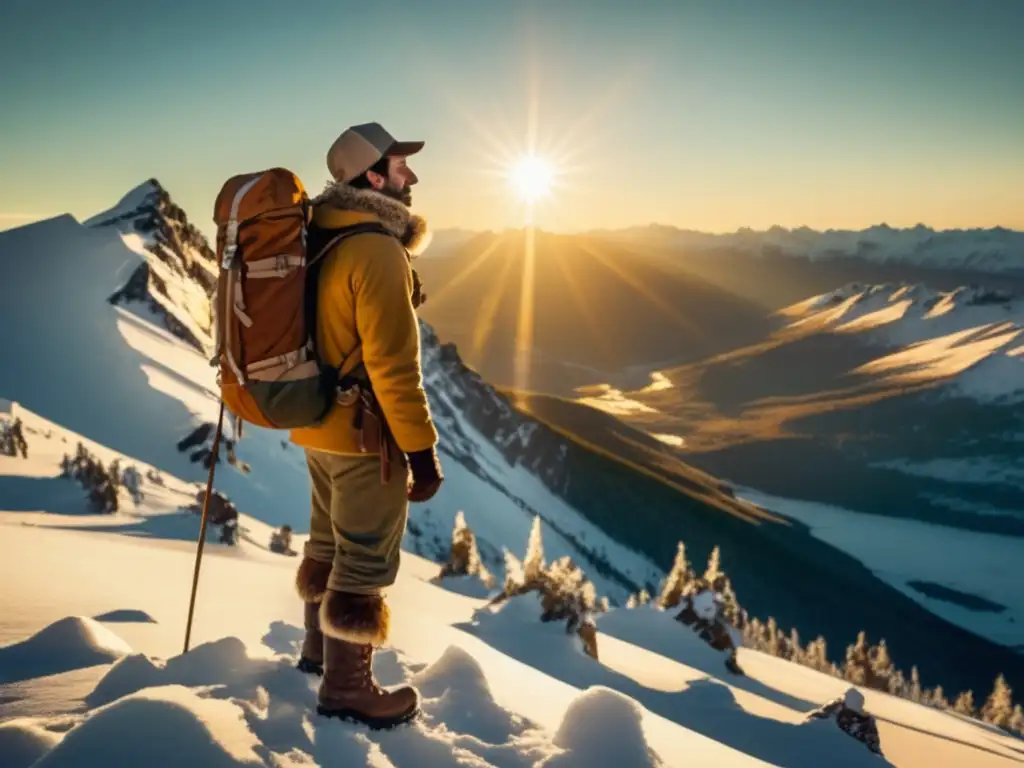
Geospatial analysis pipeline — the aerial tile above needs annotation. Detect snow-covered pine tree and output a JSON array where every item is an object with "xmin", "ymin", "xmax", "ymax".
[
  {"xmin": 843, "ymin": 632, "xmax": 871, "ymax": 686},
  {"xmin": 869, "ymin": 639, "xmax": 895, "ymax": 691},
  {"xmin": 766, "ymin": 617, "xmax": 782, "ymax": 658},
  {"xmin": 953, "ymin": 690, "xmax": 976, "ymax": 717},
  {"xmin": 658, "ymin": 541, "xmax": 693, "ymax": 609},
  {"xmin": 980, "ymin": 674, "xmax": 1015, "ymax": 730},
  {"xmin": 439, "ymin": 511, "xmax": 494, "ymax": 588},
  {"xmin": 1009, "ymin": 704, "xmax": 1024, "ymax": 735},
  {"xmin": 523, "ymin": 516, "xmax": 545, "ymax": 585},
  {"xmin": 581, "ymin": 580, "xmax": 597, "ymax": 612},
  {"xmin": 704, "ymin": 545, "xmax": 722, "ymax": 585},
  {"xmin": 107, "ymin": 459, "xmax": 122, "ymax": 493},
  {"xmin": 887, "ymin": 668, "xmax": 906, "ymax": 697},
  {"xmin": 928, "ymin": 685, "xmax": 949, "ymax": 709},
  {"xmin": 122, "ymin": 464, "xmax": 144, "ymax": 504},
  {"xmin": 907, "ymin": 666, "xmax": 923, "ymax": 703},
  {"xmin": 718, "ymin": 579, "xmax": 745, "ymax": 629},
  {"xmin": 742, "ymin": 617, "xmax": 763, "ymax": 650},
  {"xmin": 788, "ymin": 628, "xmax": 803, "ymax": 665},
  {"xmin": 502, "ymin": 549, "xmax": 525, "ymax": 594},
  {"xmin": 803, "ymin": 636, "xmax": 827, "ymax": 671}
]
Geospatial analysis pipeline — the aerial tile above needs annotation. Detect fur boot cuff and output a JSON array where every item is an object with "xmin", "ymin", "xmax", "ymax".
[
  {"xmin": 296, "ymin": 557, "xmax": 333, "ymax": 603},
  {"xmin": 320, "ymin": 590, "xmax": 390, "ymax": 646}
]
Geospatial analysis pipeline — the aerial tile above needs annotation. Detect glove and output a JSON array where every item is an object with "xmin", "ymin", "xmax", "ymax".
[
  {"xmin": 406, "ymin": 447, "xmax": 443, "ymax": 502},
  {"xmin": 411, "ymin": 268, "xmax": 427, "ymax": 308}
]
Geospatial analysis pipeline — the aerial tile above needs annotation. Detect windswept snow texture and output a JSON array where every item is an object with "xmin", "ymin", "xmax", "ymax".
[
  {"xmin": 3, "ymin": 504, "xmax": 1021, "ymax": 767},
  {"xmin": 779, "ymin": 282, "xmax": 1024, "ymax": 403},
  {"xmin": 0, "ymin": 617, "xmax": 132, "ymax": 685}
]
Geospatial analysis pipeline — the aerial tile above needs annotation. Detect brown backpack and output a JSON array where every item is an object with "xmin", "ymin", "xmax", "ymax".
[{"xmin": 211, "ymin": 168, "xmax": 391, "ymax": 429}]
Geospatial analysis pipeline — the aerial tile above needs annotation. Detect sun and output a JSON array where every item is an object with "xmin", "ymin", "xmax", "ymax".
[{"xmin": 509, "ymin": 154, "xmax": 555, "ymax": 203}]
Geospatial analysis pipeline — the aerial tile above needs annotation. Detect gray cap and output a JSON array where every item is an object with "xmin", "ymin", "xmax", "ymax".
[{"xmin": 326, "ymin": 122, "xmax": 424, "ymax": 183}]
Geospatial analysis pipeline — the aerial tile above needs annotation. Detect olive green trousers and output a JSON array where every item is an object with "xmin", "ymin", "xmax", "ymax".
[{"xmin": 302, "ymin": 448, "xmax": 410, "ymax": 595}]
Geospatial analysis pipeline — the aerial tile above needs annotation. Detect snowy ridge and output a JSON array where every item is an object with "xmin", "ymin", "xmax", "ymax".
[
  {"xmin": 779, "ymin": 282, "xmax": 1024, "ymax": 404},
  {"xmin": 592, "ymin": 223, "xmax": 1024, "ymax": 274},
  {"xmin": 86, "ymin": 180, "xmax": 217, "ymax": 352},
  {"xmin": 0, "ymin": 186, "xmax": 662, "ymax": 606},
  {"xmin": 418, "ymin": 326, "xmax": 665, "ymax": 599}
]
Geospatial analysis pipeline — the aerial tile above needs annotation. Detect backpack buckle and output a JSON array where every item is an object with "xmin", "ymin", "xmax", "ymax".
[
  {"xmin": 221, "ymin": 244, "xmax": 237, "ymax": 269},
  {"xmin": 336, "ymin": 382, "xmax": 361, "ymax": 408},
  {"xmin": 221, "ymin": 220, "xmax": 240, "ymax": 268}
]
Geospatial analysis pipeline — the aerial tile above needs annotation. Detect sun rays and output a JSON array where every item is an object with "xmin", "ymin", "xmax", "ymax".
[{"xmin": 406, "ymin": 26, "xmax": 675, "ymax": 397}]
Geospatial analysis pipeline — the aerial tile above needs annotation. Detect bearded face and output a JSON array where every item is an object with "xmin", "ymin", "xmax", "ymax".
[
  {"xmin": 375, "ymin": 155, "xmax": 417, "ymax": 207},
  {"xmin": 380, "ymin": 178, "xmax": 412, "ymax": 207}
]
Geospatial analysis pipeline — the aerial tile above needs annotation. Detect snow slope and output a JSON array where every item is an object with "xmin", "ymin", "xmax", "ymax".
[
  {"xmin": 0, "ymin": 199, "xmax": 661, "ymax": 606},
  {"xmin": 1, "ymin": 435, "xmax": 1021, "ymax": 766},
  {"xmin": 738, "ymin": 488, "xmax": 1024, "ymax": 652},
  {"xmin": 776, "ymin": 283, "xmax": 1024, "ymax": 404}
]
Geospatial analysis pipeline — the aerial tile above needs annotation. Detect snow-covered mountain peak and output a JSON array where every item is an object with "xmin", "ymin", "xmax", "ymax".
[
  {"xmin": 592, "ymin": 223, "xmax": 1024, "ymax": 274},
  {"xmin": 792, "ymin": 281, "xmax": 1022, "ymax": 318},
  {"xmin": 779, "ymin": 281, "xmax": 1024, "ymax": 403},
  {"xmin": 85, "ymin": 179, "xmax": 217, "ymax": 352}
]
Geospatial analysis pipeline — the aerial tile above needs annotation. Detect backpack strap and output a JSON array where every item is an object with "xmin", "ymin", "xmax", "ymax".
[
  {"xmin": 309, "ymin": 221, "xmax": 393, "ymax": 268},
  {"xmin": 306, "ymin": 221, "xmax": 400, "ymax": 384}
]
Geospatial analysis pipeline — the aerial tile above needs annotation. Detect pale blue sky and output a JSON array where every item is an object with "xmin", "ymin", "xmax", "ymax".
[{"xmin": 2, "ymin": 0, "xmax": 1022, "ymax": 237}]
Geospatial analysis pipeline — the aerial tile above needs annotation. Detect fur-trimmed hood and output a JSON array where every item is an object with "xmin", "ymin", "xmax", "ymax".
[{"xmin": 312, "ymin": 181, "xmax": 432, "ymax": 256}]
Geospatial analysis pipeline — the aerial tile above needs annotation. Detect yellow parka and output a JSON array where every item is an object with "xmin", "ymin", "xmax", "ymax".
[{"xmin": 289, "ymin": 184, "xmax": 437, "ymax": 456}]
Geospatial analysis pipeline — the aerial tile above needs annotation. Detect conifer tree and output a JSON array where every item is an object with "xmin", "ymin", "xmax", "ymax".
[
  {"xmin": 844, "ymin": 632, "xmax": 871, "ymax": 686},
  {"xmin": 718, "ymin": 579, "xmax": 744, "ymax": 628},
  {"xmin": 523, "ymin": 516, "xmax": 545, "ymax": 584},
  {"xmin": 953, "ymin": 690, "xmax": 976, "ymax": 717},
  {"xmin": 788, "ymin": 628, "xmax": 803, "ymax": 665},
  {"xmin": 503, "ymin": 549, "xmax": 525, "ymax": 593},
  {"xmin": 929, "ymin": 686, "xmax": 949, "ymax": 709},
  {"xmin": 887, "ymin": 669, "xmax": 906, "ymax": 697},
  {"xmin": 804, "ymin": 636, "xmax": 829, "ymax": 672},
  {"xmin": 704, "ymin": 545, "xmax": 722, "ymax": 585},
  {"xmin": 981, "ymin": 674, "xmax": 1014, "ymax": 729},
  {"xmin": 1009, "ymin": 704, "xmax": 1024, "ymax": 735},
  {"xmin": 766, "ymin": 617, "xmax": 781, "ymax": 658},
  {"xmin": 439, "ymin": 511, "xmax": 494, "ymax": 588},
  {"xmin": 907, "ymin": 666, "xmax": 923, "ymax": 703},
  {"xmin": 870, "ymin": 639, "xmax": 895, "ymax": 690},
  {"xmin": 658, "ymin": 541, "xmax": 693, "ymax": 609}
]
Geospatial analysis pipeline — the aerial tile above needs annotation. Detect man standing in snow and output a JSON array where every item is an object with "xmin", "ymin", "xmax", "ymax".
[{"xmin": 289, "ymin": 122, "xmax": 444, "ymax": 729}]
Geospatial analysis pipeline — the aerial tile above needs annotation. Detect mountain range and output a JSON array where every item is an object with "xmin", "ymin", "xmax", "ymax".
[{"xmin": 0, "ymin": 179, "xmax": 1021, "ymax": 705}]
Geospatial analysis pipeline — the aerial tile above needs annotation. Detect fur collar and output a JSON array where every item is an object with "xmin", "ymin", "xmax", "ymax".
[{"xmin": 312, "ymin": 181, "xmax": 432, "ymax": 256}]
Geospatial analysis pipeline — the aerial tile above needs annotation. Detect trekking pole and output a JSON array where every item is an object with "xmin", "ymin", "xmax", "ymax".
[{"xmin": 183, "ymin": 400, "xmax": 226, "ymax": 653}]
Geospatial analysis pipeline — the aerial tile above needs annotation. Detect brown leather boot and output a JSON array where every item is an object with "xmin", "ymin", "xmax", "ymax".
[
  {"xmin": 297, "ymin": 601, "xmax": 324, "ymax": 676},
  {"xmin": 317, "ymin": 636, "xmax": 420, "ymax": 729},
  {"xmin": 295, "ymin": 558, "xmax": 332, "ymax": 676},
  {"xmin": 316, "ymin": 589, "xmax": 419, "ymax": 729}
]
